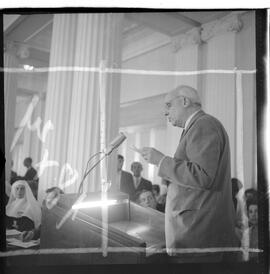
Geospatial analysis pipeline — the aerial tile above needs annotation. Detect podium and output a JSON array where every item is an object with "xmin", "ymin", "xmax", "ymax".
[{"xmin": 40, "ymin": 192, "xmax": 165, "ymax": 264}]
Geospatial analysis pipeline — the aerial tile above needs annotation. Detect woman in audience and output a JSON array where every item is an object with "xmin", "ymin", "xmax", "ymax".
[
  {"xmin": 6, "ymin": 180, "xmax": 41, "ymax": 232},
  {"xmin": 244, "ymin": 188, "xmax": 257, "ymax": 204},
  {"xmin": 235, "ymin": 198, "xmax": 258, "ymax": 261},
  {"xmin": 247, "ymin": 200, "xmax": 258, "ymax": 248}
]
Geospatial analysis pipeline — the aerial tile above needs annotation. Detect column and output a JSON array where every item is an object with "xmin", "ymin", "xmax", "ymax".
[
  {"xmin": 38, "ymin": 14, "xmax": 78, "ymax": 199},
  {"xmin": 4, "ymin": 42, "xmax": 19, "ymax": 182},
  {"xmin": 201, "ymin": 12, "xmax": 243, "ymax": 180},
  {"xmin": 39, "ymin": 13, "xmax": 123, "ymax": 199},
  {"xmin": 66, "ymin": 13, "xmax": 123, "ymax": 193}
]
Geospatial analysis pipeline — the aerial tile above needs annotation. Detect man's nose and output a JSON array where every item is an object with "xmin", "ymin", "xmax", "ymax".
[{"xmin": 164, "ymin": 110, "xmax": 168, "ymax": 117}]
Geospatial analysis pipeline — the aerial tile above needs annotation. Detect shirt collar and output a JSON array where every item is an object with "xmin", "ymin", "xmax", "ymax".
[
  {"xmin": 117, "ymin": 170, "xmax": 122, "ymax": 175},
  {"xmin": 184, "ymin": 109, "xmax": 201, "ymax": 130}
]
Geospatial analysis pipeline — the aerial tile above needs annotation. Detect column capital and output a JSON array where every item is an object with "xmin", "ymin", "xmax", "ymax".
[
  {"xmin": 201, "ymin": 14, "xmax": 243, "ymax": 42},
  {"xmin": 5, "ymin": 40, "xmax": 30, "ymax": 59},
  {"xmin": 171, "ymin": 27, "xmax": 202, "ymax": 52},
  {"xmin": 4, "ymin": 40, "xmax": 17, "ymax": 56}
]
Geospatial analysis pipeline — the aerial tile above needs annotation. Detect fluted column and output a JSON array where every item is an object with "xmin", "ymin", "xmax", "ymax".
[
  {"xmin": 66, "ymin": 13, "xmax": 123, "ymax": 193},
  {"xmin": 201, "ymin": 13, "xmax": 243, "ymax": 180},
  {"xmin": 38, "ymin": 14, "xmax": 78, "ymax": 199},
  {"xmin": 4, "ymin": 42, "xmax": 18, "ymax": 182}
]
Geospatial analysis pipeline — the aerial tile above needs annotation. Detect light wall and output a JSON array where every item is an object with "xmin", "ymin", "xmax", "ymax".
[
  {"xmin": 120, "ymin": 11, "xmax": 256, "ymax": 190},
  {"xmin": 11, "ymin": 11, "xmax": 256, "ymax": 191}
]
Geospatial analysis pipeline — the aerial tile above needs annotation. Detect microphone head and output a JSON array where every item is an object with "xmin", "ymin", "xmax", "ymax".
[{"xmin": 105, "ymin": 132, "xmax": 127, "ymax": 155}]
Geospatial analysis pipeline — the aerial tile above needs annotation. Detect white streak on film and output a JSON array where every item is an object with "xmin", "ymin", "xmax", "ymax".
[
  {"xmin": 99, "ymin": 60, "xmax": 109, "ymax": 257},
  {"xmin": 56, "ymin": 192, "xmax": 86, "ymax": 229},
  {"xmin": 236, "ymin": 71, "xmax": 250, "ymax": 261},
  {"xmin": 1, "ymin": 66, "xmax": 256, "ymax": 76},
  {"xmin": 0, "ymin": 247, "xmax": 263, "ymax": 257}
]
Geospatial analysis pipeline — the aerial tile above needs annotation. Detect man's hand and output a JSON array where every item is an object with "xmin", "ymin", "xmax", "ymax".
[{"xmin": 141, "ymin": 147, "xmax": 165, "ymax": 166}]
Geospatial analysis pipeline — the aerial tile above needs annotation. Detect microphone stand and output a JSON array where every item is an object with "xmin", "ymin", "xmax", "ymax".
[
  {"xmin": 57, "ymin": 151, "xmax": 110, "ymax": 230},
  {"xmin": 77, "ymin": 152, "xmax": 107, "ymax": 196}
]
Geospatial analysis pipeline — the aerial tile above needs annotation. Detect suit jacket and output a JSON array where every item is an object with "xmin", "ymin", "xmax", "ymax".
[
  {"xmin": 159, "ymin": 110, "xmax": 237, "ymax": 251},
  {"xmin": 22, "ymin": 167, "xmax": 39, "ymax": 199},
  {"xmin": 24, "ymin": 167, "xmax": 38, "ymax": 181},
  {"xmin": 120, "ymin": 170, "xmax": 134, "ymax": 198},
  {"xmin": 120, "ymin": 171, "xmax": 152, "ymax": 201}
]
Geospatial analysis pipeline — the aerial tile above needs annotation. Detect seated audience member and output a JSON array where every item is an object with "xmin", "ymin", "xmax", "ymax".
[
  {"xmin": 21, "ymin": 187, "xmax": 65, "ymax": 242},
  {"xmin": 235, "ymin": 199, "xmax": 258, "ymax": 256},
  {"xmin": 231, "ymin": 178, "xmax": 243, "ymax": 211},
  {"xmin": 136, "ymin": 189, "xmax": 164, "ymax": 212},
  {"xmin": 6, "ymin": 180, "xmax": 41, "ymax": 232},
  {"xmin": 247, "ymin": 200, "xmax": 258, "ymax": 249},
  {"xmin": 152, "ymin": 184, "xmax": 166, "ymax": 211},
  {"xmin": 244, "ymin": 188, "xmax": 257, "ymax": 203},
  {"xmin": 44, "ymin": 186, "xmax": 64, "ymax": 209},
  {"xmin": 17, "ymin": 157, "xmax": 39, "ymax": 199}
]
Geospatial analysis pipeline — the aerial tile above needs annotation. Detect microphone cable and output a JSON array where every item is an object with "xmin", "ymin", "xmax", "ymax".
[{"xmin": 77, "ymin": 151, "xmax": 104, "ymax": 195}]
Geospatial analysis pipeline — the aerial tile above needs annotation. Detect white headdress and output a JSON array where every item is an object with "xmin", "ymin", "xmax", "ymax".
[{"xmin": 6, "ymin": 180, "xmax": 41, "ymax": 228}]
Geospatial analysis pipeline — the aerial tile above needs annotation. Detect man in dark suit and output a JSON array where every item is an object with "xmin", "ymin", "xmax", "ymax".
[
  {"xmin": 18, "ymin": 157, "xmax": 39, "ymax": 199},
  {"xmin": 117, "ymin": 154, "xmax": 134, "ymax": 197},
  {"xmin": 141, "ymin": 85, "xmax": 237, "ymax": 261},
  {"xmin": 117, "ymin": 155, "xmax": 152, "ymax": 201},
  {"xmin": 130, "ymin": 161, "xmax": 152, "ymax": 199}
]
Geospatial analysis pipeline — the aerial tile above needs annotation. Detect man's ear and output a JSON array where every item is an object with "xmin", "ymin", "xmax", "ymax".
[{"xmin": 183, "ymin": 97, "xmax": 191, "ymax": 107}]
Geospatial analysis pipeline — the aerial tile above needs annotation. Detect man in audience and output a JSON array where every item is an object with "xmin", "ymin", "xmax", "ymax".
[
  {"xmin": 117, "ymin": 154, "xmax": 134, "ymax": 197},
  {"xmin": 18, "ymin": 157, "xmax": 39, "ymax": 199},
  {"xmin": 130, "ymin": 161, "xmax": 152, "ymax": 195},
  {"xmin": 136, "ymin": 189, "xmax": 164, "ymax": 212}
]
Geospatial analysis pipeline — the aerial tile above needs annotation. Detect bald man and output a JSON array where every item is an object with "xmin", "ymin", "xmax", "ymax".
[{"xmin": 141, "ymin": 85, "xmax": 237, "ymax": 260}]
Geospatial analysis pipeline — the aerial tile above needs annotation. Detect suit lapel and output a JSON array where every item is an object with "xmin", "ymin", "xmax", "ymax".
[{"xmin": 181, "ymin": 110, "xmax": 205, "ymax": 139}]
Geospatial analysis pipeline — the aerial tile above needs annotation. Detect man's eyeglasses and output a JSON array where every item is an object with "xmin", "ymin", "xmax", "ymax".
[{"xmin": 164, "ymin": 95, "xmax": 185, "ymax": 110}]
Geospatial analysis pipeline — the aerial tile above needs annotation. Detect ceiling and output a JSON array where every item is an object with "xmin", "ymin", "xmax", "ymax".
[{"xmin": 4, "ymin": 11, "xmax": 231, "ymax": 67}]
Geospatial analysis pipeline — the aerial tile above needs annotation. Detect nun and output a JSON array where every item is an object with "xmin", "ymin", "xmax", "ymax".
[{"xmin": 6, "ymin": 180, "xmax": 41, "ymax": 232}]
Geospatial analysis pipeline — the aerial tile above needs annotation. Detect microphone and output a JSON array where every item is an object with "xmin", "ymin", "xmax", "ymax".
[{"xmin": 105, "ymin": 132, "xmax": 127, "ymax": 155}]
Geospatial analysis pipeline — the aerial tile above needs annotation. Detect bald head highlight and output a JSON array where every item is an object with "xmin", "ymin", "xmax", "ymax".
[{"xmin": 167, "ymin": 85, "xmax": 201, "ymax": 107}]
